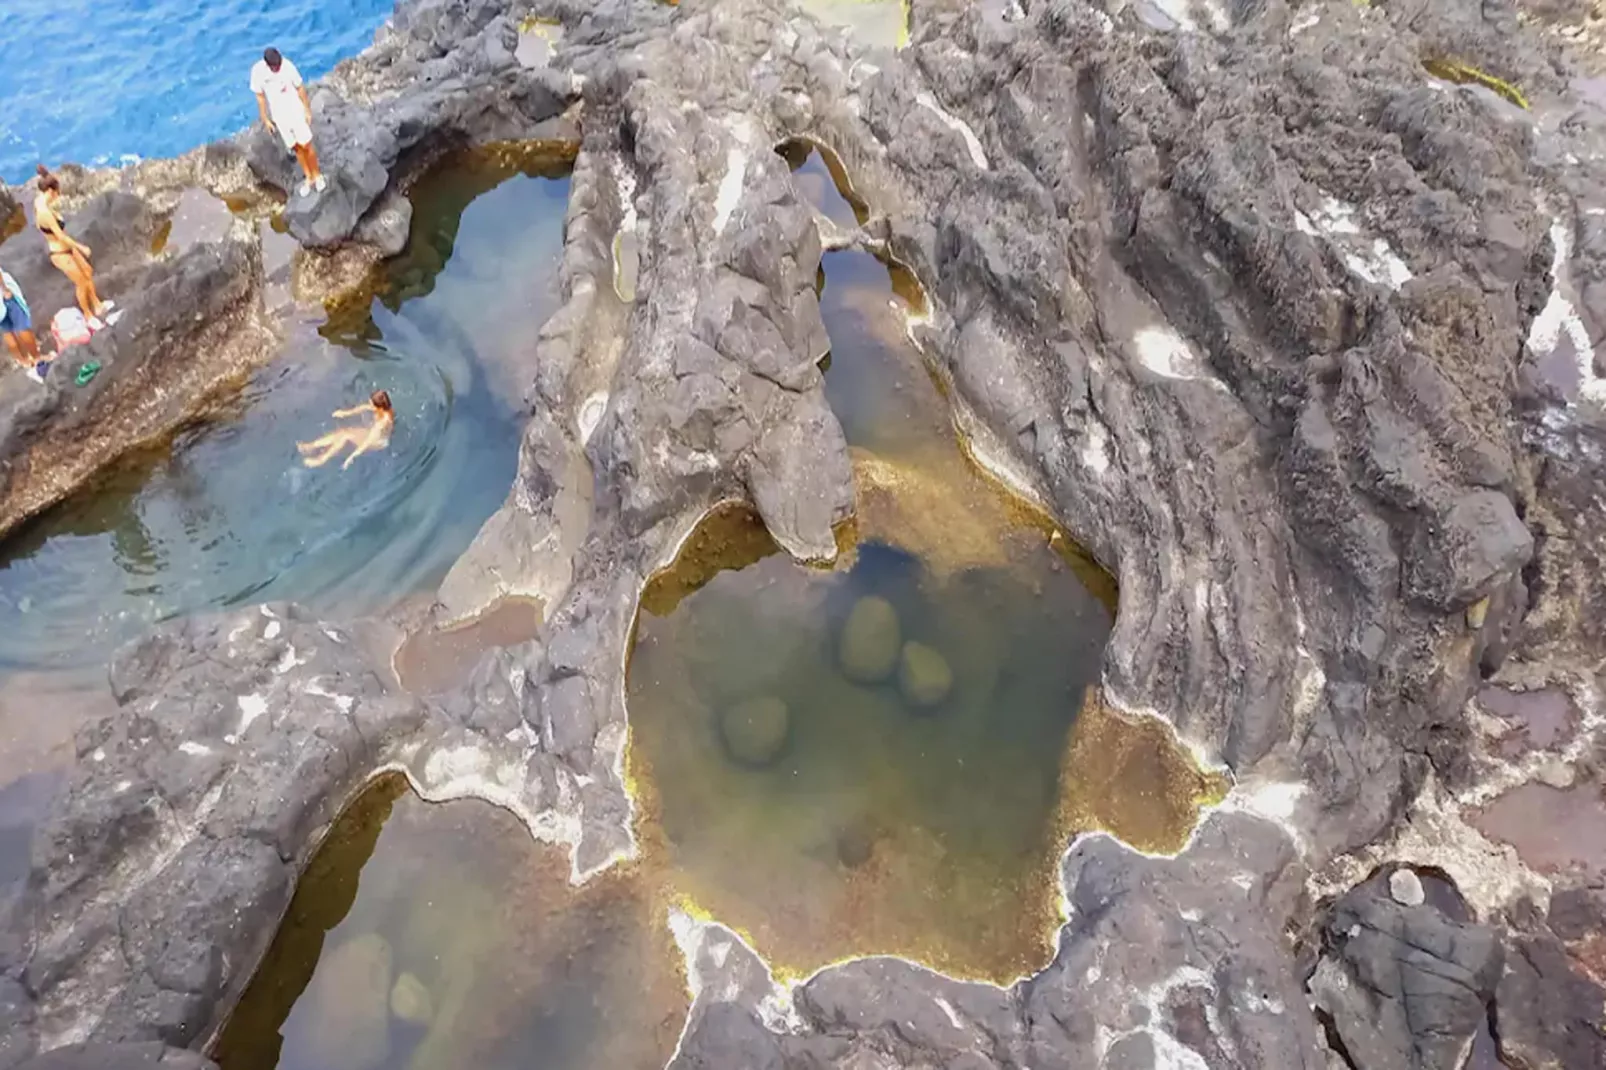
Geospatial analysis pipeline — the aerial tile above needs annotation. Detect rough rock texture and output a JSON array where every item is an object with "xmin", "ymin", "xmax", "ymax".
[
  {"xmin": 6, "ymin": 0, "xmax": 1606, "ymax": 1067},
  {"xmin": 0, "ymin": 0, "xmax": 587, "ymax": 541},
  {"xmin": 242, "ymin": 0, "xmax": 577, "ymax": 246},
  {"xmin": 481, "ymin": 0, "xmax": 1599, "ymax": 1065},
  {"xmin": 0, "ymin": 603, "xmax": 575, "ymax": 1063},
  {"xmin": 9, "ymin": 1045, "xmax": 214, "ymax": 1070},
  {"xmin": 1311, "ymin": 877, "xmax": 1503, "ymax": 1069},
  {"xmin": 671, "ymin": 808, "xmax": 1320, "ymax": 1069},
  {"xmin": 0, "ymin": 181, "xmax": 273, "ymax": 540}
]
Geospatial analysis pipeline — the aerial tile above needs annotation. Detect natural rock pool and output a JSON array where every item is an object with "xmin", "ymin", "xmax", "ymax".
[
  {"xmin": 214, "ymin": 777, "xmax": 687, "ymax": 1070},
  {"xmin": 624, "ymin": 173, "xmax": 1216, "ymax": 981},
  {"xmin": 0, "ymin": 150, "xmax": 570, "ymax": 770}
]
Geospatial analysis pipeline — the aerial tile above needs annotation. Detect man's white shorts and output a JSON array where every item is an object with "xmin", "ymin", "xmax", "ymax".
[{"xmin": 274, "ymin": 110, "xmax": 313, "ymax": 151}]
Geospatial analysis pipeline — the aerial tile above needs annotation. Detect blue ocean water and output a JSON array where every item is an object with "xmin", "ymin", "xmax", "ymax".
[{"xmin": 0, "ymin": 0, "xmax": 395, "ymax": 184}]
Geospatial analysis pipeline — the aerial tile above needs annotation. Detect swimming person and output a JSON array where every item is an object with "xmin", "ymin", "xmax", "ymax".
[
  {"xmin": 0, "ymin": 266, "xmax": 46, "ymax": 378},
  {"xmin": 297, "ymin": 390, "xmax": 395, "ymax": 469},
  {"xmin": 251, "ymin": 47, "xmax": 325, "ymax": 197},
  {"xmin": 35, "ymin": 167, "xmax": 113, "ymax": 326}
]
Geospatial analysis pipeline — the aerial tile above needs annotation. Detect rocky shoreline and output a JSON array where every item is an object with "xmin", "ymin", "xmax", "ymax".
[{"xmin": 2, "ymin": 0, "xmax": 1605, "ymax": 1067}]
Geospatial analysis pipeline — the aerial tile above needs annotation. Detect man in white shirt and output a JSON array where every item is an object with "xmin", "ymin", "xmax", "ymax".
[{"xmin": 250, "ymin": 47, "xmax": 325, "ymax": 197}]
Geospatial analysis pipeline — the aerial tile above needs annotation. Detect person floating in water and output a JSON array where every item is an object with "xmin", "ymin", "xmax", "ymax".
[
  {"xmin": 251, "ymin": 47, "xmax": 325, "ymax": 197},
  {"xmin": 297, "ymin": 390, "xmax": 394, "ymax": 469}
]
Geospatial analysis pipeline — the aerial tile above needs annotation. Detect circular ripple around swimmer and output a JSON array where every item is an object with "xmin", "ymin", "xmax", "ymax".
[
  {"xmin": 227, "ymin": 342, "xmax": 455, "ymax": 603},
  {"xmin": 0, "ymin": 336, "xmax": 459, "ymax": 673},
  {"xmin": 0, "ymin": 163, "xmax": 567, "ymax": 676}
]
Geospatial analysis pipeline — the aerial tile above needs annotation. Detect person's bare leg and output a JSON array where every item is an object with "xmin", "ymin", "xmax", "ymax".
[
  {"xmin": 50, "ymin": 254, "xmax": 84, "ymax": 314},
  {"xmin": 298, "ymin": 432, "xmax": 338, "ymax": 460},
  {"xmin": 299, "ymin": 429, "xmax": 361, "ymax": 468},
  {"xmin": 68, "ymin": 259, "xmax": 105, "ymax": 319},
  {"xmin": 341, "ymin": 441, "xmax": 375, "ymax": 469},
  {"xmin": 3, "ymin": 333, "xmax": 22, "ymax": 367},
  {"xmin": 301, "ymin": 442, "xmax": 343, "ymax": 468},
  {"xmin": 85, "ymin": 277, "xmax": 106, "ymax": 319},
  {"xmin": 16, "ymin": 329, "xmax": 39, "ymax": 362},
  {"xmin": 294, "ymin": 143, "xmax": 321, "ymax": 187},
  {"xmin": 74, "ymin": 278, "xmax": 96, "ymax": 318}
]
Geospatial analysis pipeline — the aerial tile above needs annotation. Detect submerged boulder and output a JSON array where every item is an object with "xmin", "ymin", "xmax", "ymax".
[
  {"xmin": 839, "ymin": 595, "xmax": 901, "ymax": 684},
  {"xmin": 390, "ymin": 971, "xmax": 435, "ymax": 1026},
  {"xmin": 720, "ymin": 695, "xmax": 791, "ymax": 767},
  {"xmin": 897, "ymin": 641, "xmax": 953, "ymax": 710}
]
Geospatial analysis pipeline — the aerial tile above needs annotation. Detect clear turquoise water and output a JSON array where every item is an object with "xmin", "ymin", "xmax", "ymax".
[
  {"xmin": 0, "ymin": 162, "xmax": 570, "ymax": 671},
  {"xmin": 0, "ymin": 0, "xmax": 395, "ymax": 184}
]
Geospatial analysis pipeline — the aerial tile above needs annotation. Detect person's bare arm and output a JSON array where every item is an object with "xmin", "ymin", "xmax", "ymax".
[
  {"xmin": 39, "ymin": 209, "xmax": 89, "ymax": 257},
  {"xmin": 297, "ymin": 85, "xmax": 313, "ymax": 125},
  {"xmin": 331, "ymin": 404, "xmax": 370, "ymax": 418},
  {"xmin": 255, "ymin": 92, "xmax": 275, "ymax": 133},
  {"xmin": 341, "ymin": 422, "xmax": 389, "ymax": 469}
]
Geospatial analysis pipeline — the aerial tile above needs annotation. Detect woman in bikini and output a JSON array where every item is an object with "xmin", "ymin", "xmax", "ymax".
[
  {"xmin": 34, "ymin": 166, "xmax": 112, "ymax": 326},
  {"xmin": 298, "ymin": 390, "xmax": 395, "ymax": 469}
]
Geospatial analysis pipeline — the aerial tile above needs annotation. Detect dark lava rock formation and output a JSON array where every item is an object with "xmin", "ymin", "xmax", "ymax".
[
  {"xmin": 0, "ymin": 0, "xmax": 585, "ymax": 542},
  {"xmin": 2, "ymin": 0, "xmax": 1606, "ymax": 1067},
  {"xmin": 242, "ymin": 0, "xmax": 578, "ymax": 247},
  {"xmin": 0, "ymin": 177, "xmax": 273, "ymax": 540}
]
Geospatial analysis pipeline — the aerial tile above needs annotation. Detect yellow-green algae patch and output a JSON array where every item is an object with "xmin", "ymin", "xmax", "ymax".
[
  {"xmin": 1054, "ymin": 688, "xmax": 1231, "ymax": 858},
  {"xmin": 620, "ymin": 170, "xmax": 1218, "ymax": 988},
  {"xmin": 1422, "ymin": 56, "xmax": 1530, "ymax": 109},
  {"xmin": 638, "ymin": 502, "xmax": 783, "ymax": 619}
]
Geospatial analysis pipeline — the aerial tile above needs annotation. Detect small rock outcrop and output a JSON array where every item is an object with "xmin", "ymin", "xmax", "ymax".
[
  {"xmin": 0, "ymin": 179, "xmax": 273, "ymax": 540},
  {"xmin": 1311, "ymin": 878, "xmax": 1503, "ymax": 1069},
  {"xmin": 243, "ymin": 0, "xmax": 576, "ymax": 247}
]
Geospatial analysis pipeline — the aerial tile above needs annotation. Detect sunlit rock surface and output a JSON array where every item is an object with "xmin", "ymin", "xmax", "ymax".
[{"xmin": 3, "ymin": 0, "xmax": 1606, "ymax": 1066}]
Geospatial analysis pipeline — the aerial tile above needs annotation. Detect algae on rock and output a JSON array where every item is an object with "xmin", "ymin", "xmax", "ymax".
[{"xmin": 839, "ymin": 594, "xmax": 902, "ymax": 683}]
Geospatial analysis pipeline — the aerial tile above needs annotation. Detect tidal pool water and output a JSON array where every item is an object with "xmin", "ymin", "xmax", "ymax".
[
  {"xmin": 215, "ymin": 778, "xmax": 687, "ymax": 1070},
  {"xmin": 795, "ymin": 0, "xmax": 909, "ymax": 49},
  {"xmin": 778, "ymin": 140, "xmax": 865, "ymax": 230},
  {"xmin": 626, "ymin": 235, "xmax": 1121, "ymax": 981},
  {"xmin": 392, "ymin": 596, "xmax": 545, "ymax": 696},
  {"xmin": 0, "ymin": 152, "xmax": 570, "ymax": 679}
]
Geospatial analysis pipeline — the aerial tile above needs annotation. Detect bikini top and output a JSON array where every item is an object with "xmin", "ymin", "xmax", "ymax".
[{"xmin": 35, "ymin": 199, "xmax": 66, "ymax": 237}]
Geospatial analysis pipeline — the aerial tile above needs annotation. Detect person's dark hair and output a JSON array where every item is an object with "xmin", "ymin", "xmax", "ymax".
[
  {"xmin": 263, "ymin": 47, "xmax": 282, "ymax": 71},
  {"xmin": 35, "ymin": 165, "xmax": 59, "ymax": 193},
  {"xmin": 371, "ymin": 389, "xmax": 392, "ymax": 413}
]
